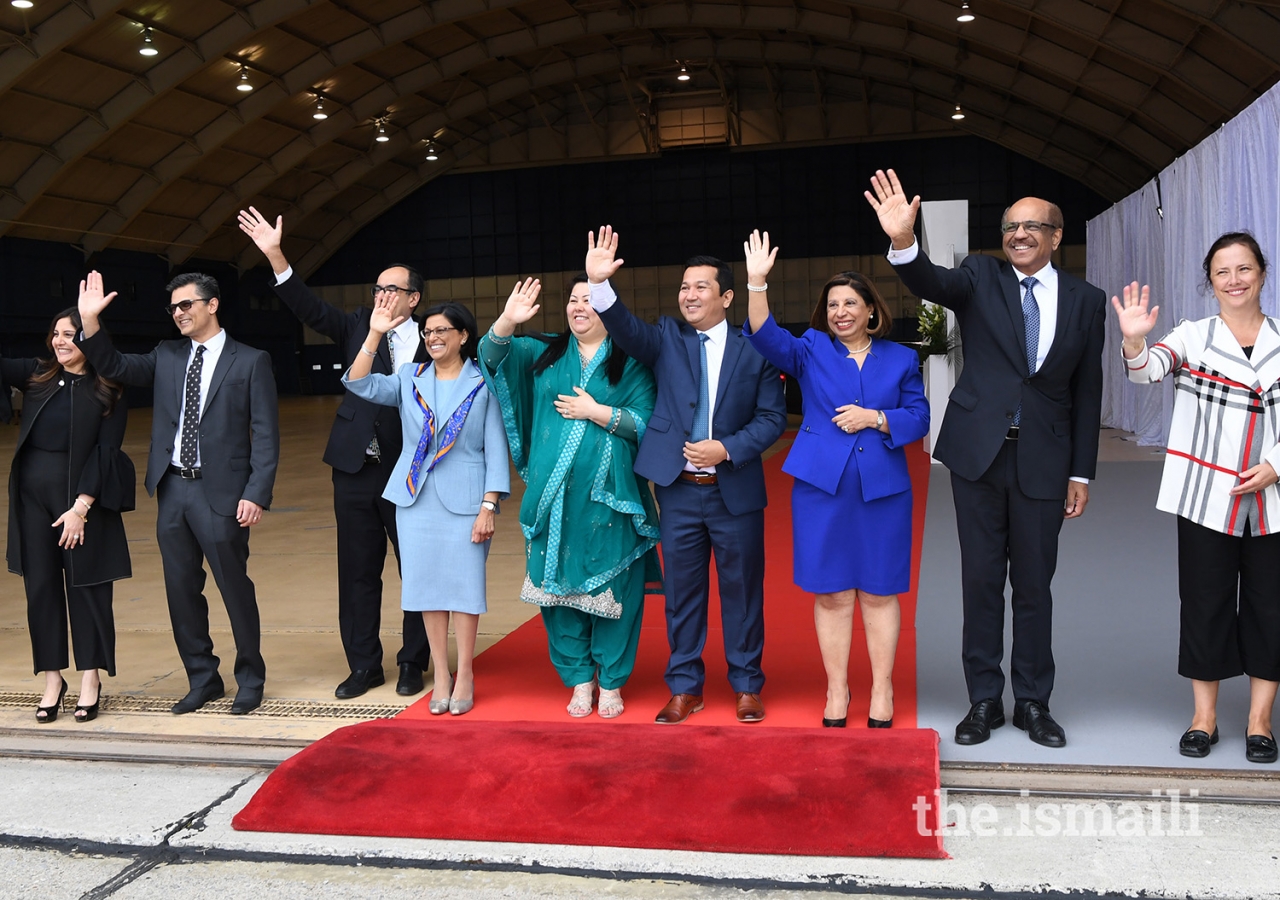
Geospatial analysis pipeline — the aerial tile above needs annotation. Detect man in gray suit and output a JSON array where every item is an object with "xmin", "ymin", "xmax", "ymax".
[{"xmin": 77, "ymin": 270, "xmax": 280, "ymax": 715}]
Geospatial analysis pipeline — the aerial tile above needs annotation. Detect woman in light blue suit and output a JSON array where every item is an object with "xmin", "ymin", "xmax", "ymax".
[
  {"xmin": 345, "ymin": 299, "xmax": 509, "ymax": 715},
  {"xmin": 742, "ymin": 231, "xmax": 929, "ymax": 729}
]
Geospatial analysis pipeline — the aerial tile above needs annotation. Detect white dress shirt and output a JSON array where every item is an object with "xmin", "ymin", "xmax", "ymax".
[
  {"xmin": 887, "ymin": 240, "xmax": 1084, "ymax": 484},
  {"xmin": 588, "ymin": 279, "xmax": 728, "ymax": 472},
  {"xmin": 171, "ymin": 328, "xmax": 227, "ymax": 468}
]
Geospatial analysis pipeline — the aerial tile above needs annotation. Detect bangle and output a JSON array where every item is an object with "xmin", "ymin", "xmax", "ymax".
[
  {"xmin": 72, "ymin": 509, "xmax": 86, "ymax": 521},
  {"xmin": 486, "ymin": 327, "xmax": 512, "ymax": 345},
  {"xmin": 746, "ymin": 282, "xmax": 768, "ymax": 293},
  {"xmin": 74, "ymin": 498, "xmax": 91, "ymax": 514},
  {"xmin": 606, "ymin": 408, "xmax": 622, "ymax": 434},
  {"xmin": 360, "ymin": 345, "xmax": 377, "ymax": 358}
]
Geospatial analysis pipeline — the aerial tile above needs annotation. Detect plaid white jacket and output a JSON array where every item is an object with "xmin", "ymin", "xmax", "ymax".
[{"xmin": 1125, "ymin": 316, "xmax": 1280, "ymax": 536}]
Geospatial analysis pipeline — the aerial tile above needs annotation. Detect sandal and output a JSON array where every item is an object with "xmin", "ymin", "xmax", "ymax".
[
  {"xmin": 37, "ymin": 678, "xmax": 68, "ymax": 724},
  {"xmin": 567, "ymin": 680, "xmax": 596, "ymax": 718},
  {"xmin": 598, "ymin": 688, "xmax": 624, "ymax": 719}
]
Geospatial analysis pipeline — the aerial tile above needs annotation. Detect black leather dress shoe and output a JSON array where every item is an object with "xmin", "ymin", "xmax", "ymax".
[
  {"xmin": 1013, "ymin": 700, "xmax": 1066, "ymax": 748},
  {"xmin": 1179, "ymin": 726, "xmax": 1219, "ymax": 758},
  {"xmin": 230, "ymin": 689, "xmax": 263, "ymax": 715},
  {"xmin": 955, "ymin": 698, "xmax": 1005, "ymax": 745},
  {"xmin": 395, "ymin": 663, "xmax": 424, "ymax": 697},
  {"xmin": 1246, "ymin": 732, "xmax": 1278, "ymax": 764},
  {"xmin": 172, "ymin": 684, "xmax": 225, "ymax": 715},
  {"xmin": 335, "ymin": 669, "xmax": 385, "ymax": 700}
]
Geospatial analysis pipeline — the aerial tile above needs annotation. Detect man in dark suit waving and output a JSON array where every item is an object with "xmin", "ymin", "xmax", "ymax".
[
  {"xmin": 238, "ymin": 207, "xmax": 430, "ymax": 700},
  {"xmin": 77, "ymin": 270, "xmax": 280, "ymax": 715},
  {"xmin": 585, "ymin": 226, "xmax": 788, "ymax": 724},
  {"xmin": 866, "ymin": 170, "xmax": 1106, "ymax": 748}
]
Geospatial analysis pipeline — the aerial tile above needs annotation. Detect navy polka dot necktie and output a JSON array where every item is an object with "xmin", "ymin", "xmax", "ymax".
[{"xmin": 180, "ymin": 345, "xmax": 205, "ymax": 468}]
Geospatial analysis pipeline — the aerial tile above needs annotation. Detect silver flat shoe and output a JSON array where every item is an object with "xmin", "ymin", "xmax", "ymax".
[{"xmin": 449, "ymin": 697, "xmax": 473, "ymax": 716}]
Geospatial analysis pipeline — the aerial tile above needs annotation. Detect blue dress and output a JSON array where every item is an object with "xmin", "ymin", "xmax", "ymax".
[{"xmin": 745, "ymin": 315, "xmax": 929, "ymax": 595}]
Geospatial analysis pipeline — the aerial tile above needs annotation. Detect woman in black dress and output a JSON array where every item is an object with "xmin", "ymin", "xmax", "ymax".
[{"xmin": 3, "ymin": 307, "xmax": 135, "ymax": 722}]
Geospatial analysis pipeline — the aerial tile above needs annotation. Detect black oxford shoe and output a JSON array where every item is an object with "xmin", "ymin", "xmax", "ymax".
[
  {"xmin": 335, "ymin": 668, "xmax": 385, "ymax": 700},
  {"xmin": 1013, "ymin": 700, "xmax": 1066, "ymax": 748},
  {"xmin": 955, "ymin": 698, "xmax": 1005, "ymax": 745},
  {"xmin": 395, "ymin": 663, "xmax": 425, "ymax": 697},
  {"xmin": 171, "ymin": 684, "xmax": 224, "ymax": 715}
]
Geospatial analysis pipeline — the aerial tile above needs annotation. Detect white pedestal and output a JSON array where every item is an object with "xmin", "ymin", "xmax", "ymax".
[{"xmin": 923, "ymin": 354, "xmax": 953, "ymax": 464}]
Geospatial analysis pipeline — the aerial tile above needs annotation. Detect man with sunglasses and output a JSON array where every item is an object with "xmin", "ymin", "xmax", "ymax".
[
  {"xmin": 237, "ymin": 207, "xmax": 430, "ymax": 701},
  {"xmin": 76, "ymin": 270, "xmax": 280, "ymax": 715},
  {"xmin": 866, "ymin": 172, "xmax": 1106, "ymax": 749}
]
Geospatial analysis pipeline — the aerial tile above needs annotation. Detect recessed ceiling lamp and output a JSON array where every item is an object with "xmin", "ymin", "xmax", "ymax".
[
  {"xmin": 956, "ymin": 1, "xmax": 975, "ymax": 22},
  {"xmin": 375, "ymin": 120, "xmax": 390, "ymax": 142},
  {"xmin": 313, "ymin": 97, "xmax": 328, "ymax": 120},
  {"xmin": 425, "ymin": 142, "xmax": 439, "ymax": 161},
  {"xmin": 951, "ymin": 105, "xmax": 966, "ymax": 120},
  {"xmin": 677, "ymin": 66, "xmax": 691, "ymax": 82},
  {"xmin": 236, "ymin": 66, "xmax": 253, "ymax": 92},
  {"xmin": 11, "ymin": 1, "xmax": 35, "ymax": 9},
  {"xmin": 139, "ymin": 26, "xmax": 159, "ymax": 56}
]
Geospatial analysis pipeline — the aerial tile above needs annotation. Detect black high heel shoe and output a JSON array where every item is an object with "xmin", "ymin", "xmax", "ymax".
[
  {"xmin": 822, "ymin": 690, "xmax": 850, "ymax": 728},
  {"xmin": 36, "ymin": 678, "xmax": 68, "ymax": 724},
  {"xmin": 867, "ymin": 716, "xmax": 893, "ymax": 728},
  {"xmin": 75, "ymin": 686, "xmax": 102, "ymax": 723}
]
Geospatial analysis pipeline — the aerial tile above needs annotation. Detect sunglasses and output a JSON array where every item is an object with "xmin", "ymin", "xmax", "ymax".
[{"xmin": 164, "ymin": 298, "xmax": 211, "ymax": 315}]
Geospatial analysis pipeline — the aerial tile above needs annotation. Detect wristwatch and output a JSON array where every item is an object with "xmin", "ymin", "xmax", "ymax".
[
  {"xmin": 481, "ymin": 500, "xmax": 497, "ymax": 512},
  {"xmin": 876, "ymin": 410, "xmax": 885, "ymax": 430}
]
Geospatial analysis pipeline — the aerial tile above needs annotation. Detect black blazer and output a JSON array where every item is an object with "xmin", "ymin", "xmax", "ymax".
[
  {"xmin": 76, "ymin": 330, "xmax": 280, "ymax": 517},
  {"xmin": 895, "ymin": 252, "xmax": 1106, "ymax": 500},
  {"xmin": 598, "ymin": 301, "xmax": 788, "ymax": 516},
  {"xmin": 274, "ymin": 274, "xmax": 427, "ymax": 474},
  {"xmin": 2, "ymin": 357, "xmax": 135, "ymax": 585}
]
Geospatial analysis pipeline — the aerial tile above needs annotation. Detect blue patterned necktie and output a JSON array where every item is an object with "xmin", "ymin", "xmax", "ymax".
[
  {"xmin": 691, "ymin": 333, "xmax": 710, "ymax": 442},
  {"xmin": 1014, "ymin": 276, "xmax": 1039, "ymax": 426}
]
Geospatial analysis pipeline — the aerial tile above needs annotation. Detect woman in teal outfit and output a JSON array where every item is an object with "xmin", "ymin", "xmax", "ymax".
[{"xmin": 480, "ymin": 275, "xmax": 661, "ymax": 719}]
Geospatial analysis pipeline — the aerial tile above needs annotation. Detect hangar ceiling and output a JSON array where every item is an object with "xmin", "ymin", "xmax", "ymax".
[{"xmin": 1, "ymin": 0, "xmax": 1277, "ymax": 276}]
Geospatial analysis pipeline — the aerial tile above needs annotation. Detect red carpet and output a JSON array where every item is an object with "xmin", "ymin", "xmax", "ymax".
[
  {"xmin": 233, "ymin": 717, "xmax": 945, "ymax": 858},
  {"xmin": 397, "ymin": 438, "xmax": 931, "ymax": 728}
]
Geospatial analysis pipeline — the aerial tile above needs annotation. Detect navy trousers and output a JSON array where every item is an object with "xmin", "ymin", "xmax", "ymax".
[{"xmin": 655, "ymin": 478, "xmax": 766, "ymax": 695}]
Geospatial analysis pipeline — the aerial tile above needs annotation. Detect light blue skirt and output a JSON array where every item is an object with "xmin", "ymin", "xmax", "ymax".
[{"xmin": 395, "ymin": 484, "xmax": 489, "ymax": 614}]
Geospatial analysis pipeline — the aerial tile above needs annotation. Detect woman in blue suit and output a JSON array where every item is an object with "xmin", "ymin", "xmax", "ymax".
[
  {"xmin": 742, "ymin": 231, "xmax": 929, "ymax": 729},
  {"xmin": 344, "ymin": 298, "xmax": 510, "ymax": 716}
]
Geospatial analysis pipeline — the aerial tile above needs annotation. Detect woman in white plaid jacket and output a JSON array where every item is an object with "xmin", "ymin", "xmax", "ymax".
[{"xmin": 1115, "ymin": 231, "xmax": 1279, "ymax": 765}]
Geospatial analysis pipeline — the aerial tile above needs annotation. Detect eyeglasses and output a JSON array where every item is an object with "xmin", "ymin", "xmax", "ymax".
[
  {"xmin": 422, "ymin": 326, "xmax": 459, "ymax": 339},
  {"xmin": 370, "ymin": 284, "xmax": 416, "ymax": 298},
  {"xmin": 164, "ymin": 299, "xmax": 210, "ymax": 315},
  {"xmin": 1000, "ymin": 220, "xmax": 1060, "ymax": 235}
]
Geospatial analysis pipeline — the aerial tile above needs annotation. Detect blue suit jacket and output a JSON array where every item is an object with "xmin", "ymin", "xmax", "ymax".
[
  {"xmin": 343, "ymin": 359, "xmax": 510, "ymax": 512},
  {"xmin": 746, "ymin": 315, "xmax": 929, "ymax": 501},
  {"xmin": 598, "ymin": 297, "xmax": 788, "ymax": 516}
]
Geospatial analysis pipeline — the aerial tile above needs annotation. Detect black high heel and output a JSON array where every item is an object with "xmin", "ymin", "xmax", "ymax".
[
  {"xmin": 36, "ymin": 678, "xmax": 68, "ymax": 724},
  {"xmin": 822, "ymin": 690, "xmax": 850, "ymax": 728},
  {"xmin": 867, "ymin": 716, "xmax": 893, "ymax": 728},
  {"xmin": 76, "ymin": 685, "xmax": 102, "ymax": 723}
]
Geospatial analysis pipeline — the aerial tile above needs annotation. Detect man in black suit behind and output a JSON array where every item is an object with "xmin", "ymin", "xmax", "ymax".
[
  {"xmin": 866, "ymin": 170, "xmax": 1106, "ymax": 748},
  {"xmin": 77, "ymin": 270, "xmax": 280, "ymax": 715},
  {"xmin": 238, "ymin": 207, "xmax": 430, "ymax": 700}
]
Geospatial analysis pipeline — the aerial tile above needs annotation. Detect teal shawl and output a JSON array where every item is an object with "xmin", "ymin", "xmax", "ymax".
[{"xmin": 479, "ymin": 333, "xmax": 661, "ymax": 618}]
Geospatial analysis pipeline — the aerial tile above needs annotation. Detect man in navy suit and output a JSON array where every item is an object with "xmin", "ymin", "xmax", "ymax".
[
  {"xmin": 866, "ymin": 170, "xmax": 1106, "ymax": 748},
  {"xmin": 585, "ymin": 226, "xmax": 788, "ymax": 724}
]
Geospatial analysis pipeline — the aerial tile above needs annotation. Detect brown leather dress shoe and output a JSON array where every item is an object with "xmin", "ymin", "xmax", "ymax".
[
  {"xmin": 735, "ymin": 692, "xmax": 765, "ymax": 722},
  {"xmin": 654, "ymin": 693, "xmax": 703, "ymax": 724}
]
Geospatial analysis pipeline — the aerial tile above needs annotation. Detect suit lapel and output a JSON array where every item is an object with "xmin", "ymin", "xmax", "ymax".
[
  {"xmin": 1039, "ymin": 277, "xmax": 1077, "ymax": 373},
  {"xmin": 1205, "ymin": 317, "xmax": 1270, "ymax": 393},
  {"xmin": 377, "ymin": 332, "xmax": 394, "ymax": 374},
  {"xmin": 437, "ymin": 361, "xmax": 482, "ymax": 422},
  {"xmin": 716, "ymin": 326, "xmax": 745, "ymax": 404},
  {"xmin": 172, "ymin": 341, "xmax": 188, "ymax": 414},
  {"xmin": 1250, "ymin": 319, "xmax": 1280, "ymax": 392},
  {"xmin": 998, "ymin": 263, "xmax": 1031, "ymax": 375},
  {"xmin": 202, "ymin": 337, "xmax": 237, "ymax": 409},
  {"xmin": 682, "ymin": 325, "xmax": 702, "ymax": 386}
]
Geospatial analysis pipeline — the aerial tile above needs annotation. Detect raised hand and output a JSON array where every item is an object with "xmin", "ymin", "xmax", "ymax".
[
  {"xmin": 586, "ymin": 225, "xmax": 625, "ymax": 284},
  {"xmin": 368, "ymin": 293, "xmax": 406, "ymax": 336},
  {"xmin": 863, "ymin": 169, "xmax": 920, "ymax": 248},
  {"xmin": 237, "ymin": 206, "xmax": 286, "ymax": 267},
  {"xmin": 501, "ymin": 277, "xmax": 542, "ymax": 325},
  {"xmin": 78, "ymin": 270, "xmax": 117, "ymax": 321},
  {"xmin": 1110, "ymin": 282, "xmax": 1158, "ymax": 348},
  {"xmin": 744, "ymin": 230, "xmax": 778, "ymax": 285}
]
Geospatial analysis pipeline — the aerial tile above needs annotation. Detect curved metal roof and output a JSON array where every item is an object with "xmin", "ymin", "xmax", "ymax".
[{"xmin": 2, "ymin": 0, "xmax": 1276, "ymax": 275}]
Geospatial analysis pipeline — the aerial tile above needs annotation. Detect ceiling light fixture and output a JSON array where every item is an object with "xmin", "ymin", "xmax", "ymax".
[
  {"xmin": 956, "ymin": 1, "xmax": 975, "ymax": 22},
  {"xmin": 375, "ymin": 120, "xmax": 390, "ymax": 142},
  {"xmin": 236, "ymin": 66, "xmax": 253, "ymax": 92},
  {"xmin": 313, "ymin": 97, "xmax": 328, "ymax": 120},
  {"xmin": 139, "ymin": 26, "xmax": 159, "ymax": 56},
  {"xmin": 677, "ymin": 65, "xmax": 691, "ymax": 82},
  {"xmin": 11, "ymin": 1, "xmax": 35, "ymax": 9},
  {"xmin": 425, "ymin": 142, "xmax": 439, "ymax": 161},
  {"xmin": 951, "ymin": 105, "xmax": 966, "ymax": 120}
]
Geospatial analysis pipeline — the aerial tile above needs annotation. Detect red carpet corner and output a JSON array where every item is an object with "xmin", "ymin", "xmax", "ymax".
[{"xmin": 233, "ymin": 718, "xmax": 945, "ymax": 858}]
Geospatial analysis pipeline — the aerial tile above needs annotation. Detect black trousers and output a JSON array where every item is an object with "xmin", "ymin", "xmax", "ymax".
[
  {"xmin": 333, "ymin": 463, "xmax": 429, "ymax": 672},
  {"xmin": 19, "ymin": 449, "xmax": 115, "ymax": 675},
  {"xmin": 951, "ymin": 440, "xmax": 1065, "ymax": 707},
  {"xmin": 156, "ymin": 472, "xmax": 264, "ymax": 693},
  {"xmin": 1177, "ymin": 516, "xmax": 1280, "ymax": 682}
]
